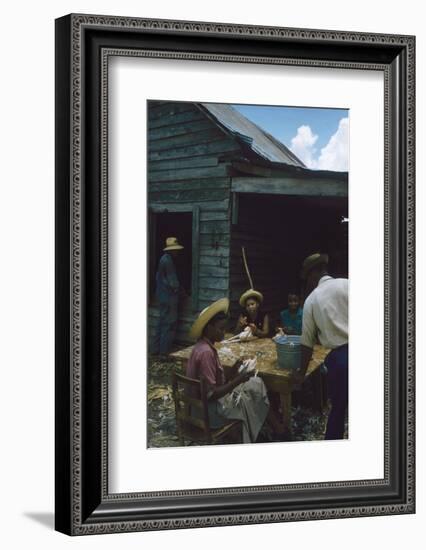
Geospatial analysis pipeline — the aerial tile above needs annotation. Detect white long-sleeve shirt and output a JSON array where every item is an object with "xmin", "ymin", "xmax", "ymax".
[{"xmin": 300, "ymin": 275, "xmax": 348, "ymax": 350}]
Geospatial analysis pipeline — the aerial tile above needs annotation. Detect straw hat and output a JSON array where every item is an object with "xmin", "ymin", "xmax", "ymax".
[
  {"xmin": 163, "ymin": 237, "xmax": 184, "ymax": 251},
  {"xmin": 300, "ymin": 253, "xmax": 329, "ymax": 280},
  {"xmin": 189, "ymin": 298, "xmax": 229, "ymax": 341},
  {"xmin": 239, "ymin": 289, "xmax": 264, "ymax": 308}
]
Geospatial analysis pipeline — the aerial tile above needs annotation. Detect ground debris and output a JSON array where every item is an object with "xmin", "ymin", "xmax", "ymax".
[
  {"xmin": 147, "ymin": 355, "xmax": 348, "ymax": 447},
  {"xmin": 148, "ymin": 384, "xmax": 172, "ymax": 403},
  {"xmin": 147, "ymin": 356, "xmax": 182, "ymax": 448},
  {"xmin": 291, "ymin": 404, "xmax": 348, "ymax": 441}
]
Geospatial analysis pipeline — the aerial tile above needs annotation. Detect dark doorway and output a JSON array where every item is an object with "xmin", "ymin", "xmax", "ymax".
[
  {"xmin": 230, "ymin": 193, "xmax": 348, "ymax": 324},
  {"xmin": 149, "ymin": 212, "xmax": 193, "ymax": 303}
]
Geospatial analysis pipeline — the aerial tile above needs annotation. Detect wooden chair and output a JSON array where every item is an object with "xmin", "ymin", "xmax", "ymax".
[{"xmin": 171, "ymin": 371, "xmax": 242, "ymax": 446}]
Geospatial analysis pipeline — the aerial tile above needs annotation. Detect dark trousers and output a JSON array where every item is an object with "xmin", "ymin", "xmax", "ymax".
[
  {"xmin": 324, "ymin": 344, "xmax": 348, "ymax": 440},
  {"xmin": 152, "ymin": 296, "xmax": 178, "ymax": 354}
]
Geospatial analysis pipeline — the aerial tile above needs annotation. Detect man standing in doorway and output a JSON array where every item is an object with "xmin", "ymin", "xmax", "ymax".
[
  {"xmin": 152, "ymin": 237, "xmax": 184, "ymax": 356},
  {"xmin": 295, "ymin": 253, "xmax": 349, "ymax": 440}
]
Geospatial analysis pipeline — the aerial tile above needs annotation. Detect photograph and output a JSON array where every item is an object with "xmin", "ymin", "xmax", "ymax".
[
  {"xmin": 147, "ymin": 100, "xmax": 349, "ymax": 448},
  {"xmin": 0, "ymin": 0, "xmax": 422, "ymax": 544},
  {"xmin": 54, "ymin": 12, "xmax": 415, "ymax": 535}
]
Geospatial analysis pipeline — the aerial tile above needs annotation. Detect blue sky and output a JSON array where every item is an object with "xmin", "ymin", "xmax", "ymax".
[{"xmin": 232, "ymin": 104, "xmax": 349, "ymax": 172}]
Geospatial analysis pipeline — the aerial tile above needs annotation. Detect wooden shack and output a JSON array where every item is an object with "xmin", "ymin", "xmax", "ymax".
[{"xmin": 147, "ymin": 100, "xmax": 348, "ymax": 343}]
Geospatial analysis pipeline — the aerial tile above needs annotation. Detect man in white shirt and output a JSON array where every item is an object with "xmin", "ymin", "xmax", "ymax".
[{"xmin": 295, "ymin": 253, "xmax": 348, "ymax": 440}]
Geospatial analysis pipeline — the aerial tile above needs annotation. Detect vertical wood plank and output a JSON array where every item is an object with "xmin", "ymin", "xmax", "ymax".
[
  {"xmin": 148, "ymin": 208, "xmax": 157, "ymax": 301},
  {"xmin": 192, "ymin": 205, "xmax": 200, "ymax": 311},
  {"xmin": 231, "ymin": 192, "xmax": 239, "ymax": 225}
]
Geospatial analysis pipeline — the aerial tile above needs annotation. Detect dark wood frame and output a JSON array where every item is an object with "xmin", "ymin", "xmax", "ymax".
[{"xmin": 55, "ymin": 13, "xmax": 415, "ymax": 535}]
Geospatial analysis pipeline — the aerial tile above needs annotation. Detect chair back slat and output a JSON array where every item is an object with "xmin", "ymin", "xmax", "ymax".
[
  {"xmin": 174, "ymin": 373, "xmax": 202, "ymax": 386},
  {"xmin": 171, "ymin": 369, "xmax": 241, "ymax": 445},
  {"xmin": 172, "ymin": 370, "xmax": 212, "ymax": 443}
]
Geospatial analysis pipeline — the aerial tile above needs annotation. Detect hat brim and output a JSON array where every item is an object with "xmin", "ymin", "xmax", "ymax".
[
  {"xmin": 300, "ymin": 253, "xmax": 329, "ymax": 279},
  {"xmin": 189, "ymin": 298, "xmax": 229, "ymax": 340},
  {"xmin": 164, "ymin": 245, "xmax": 184, "ymax": 251},
  {"xmin": 239, "ymin": 289, "xmax": 264, "ymax": 308}
]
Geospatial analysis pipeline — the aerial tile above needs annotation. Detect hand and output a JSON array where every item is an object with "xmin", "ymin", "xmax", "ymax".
[
  {"xmin": 248, "ymin": 323, "xmax": 257, "ymax": 334},
  {"xmin": 234, "ymin": 359, "xmax": 244, "ymax": 370},
  {"xmin": 239, "ymin": 315, "xmax": 248, "ymax": 327},
  {"xmin": 238, "ymin": 369, "xmax": 255, "ymax": 383},
  {"xmin": 235, "ymin": 356, "xmax": 254, "ymax": 371},
  {"xmin": 292, "ymin": 369, "xmax": 305, "ymax": 385}
]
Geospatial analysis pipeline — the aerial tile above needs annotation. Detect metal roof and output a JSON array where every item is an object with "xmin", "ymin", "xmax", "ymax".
[{"xmin": 199, "ymin": 103, "xmax": 306, "ymax": 168}]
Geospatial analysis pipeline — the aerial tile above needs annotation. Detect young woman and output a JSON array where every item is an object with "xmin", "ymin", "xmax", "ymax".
[{"xmin": 235, "ymin": 289, "xmax": 270, "ymax": 338}]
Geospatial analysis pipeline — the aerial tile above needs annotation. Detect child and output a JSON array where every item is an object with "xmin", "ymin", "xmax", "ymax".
[{"xmin": 279, "ymin": 293, "xmax": 303, "ymax": 335}]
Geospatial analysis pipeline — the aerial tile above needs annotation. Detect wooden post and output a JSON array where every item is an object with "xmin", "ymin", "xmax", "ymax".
[
  {"xmin": 172, "ymin": 371, "xmax": 185, "ymax": 446},
  {"xmin": 280, "ymin": 389, "xmax": 293, "ymax": 438}
]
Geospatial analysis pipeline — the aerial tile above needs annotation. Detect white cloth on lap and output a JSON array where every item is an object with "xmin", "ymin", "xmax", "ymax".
[{"xmin": 217, "ymin": 377, "xmax": 270, "ymax": 443}]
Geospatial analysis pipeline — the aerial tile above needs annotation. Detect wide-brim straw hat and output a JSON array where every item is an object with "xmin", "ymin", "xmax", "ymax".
[
  {"xmin": 189, "ymin": 298, "xmax": 229, "ymax": 341},
  {"xmin": 300, "ymin": 253, "xmax": 329, "ymax": 279},
  {"xmin": 163, "ymin": 237, "xmax": 184, "ymax": 251},
  {"xmin": 239, "ymin": 289, "xmax": 264, "ymax": 308}
]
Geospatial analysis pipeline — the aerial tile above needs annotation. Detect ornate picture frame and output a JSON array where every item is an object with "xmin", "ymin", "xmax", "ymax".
[{"xmin": 55, "ymin": 14, "xmax": 415, "ymax": 535}]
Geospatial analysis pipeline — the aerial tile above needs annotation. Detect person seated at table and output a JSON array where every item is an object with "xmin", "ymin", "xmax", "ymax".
[
  {"xmin": 234, "ymin": 289, "xmax": 270, "ymax": 338},
  {"xmin": 278, "ymin": 292, "xmax": 303, "ymax": 335},
  {"xmin": 187, "ymin": 298, "xmax": 285, "ymax": 443}
]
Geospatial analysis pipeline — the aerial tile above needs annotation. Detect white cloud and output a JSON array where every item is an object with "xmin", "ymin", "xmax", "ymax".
[
  {"xmin": 317, "ymin": 117, "xmax": 349, "ymax": 172},
  {"xmin": 289, "ymin": 117, "xmax": 349, "ymax": 172},
  {"xmin": 289, "ymin": 125, "xmax": 318, "ymax": 168}
]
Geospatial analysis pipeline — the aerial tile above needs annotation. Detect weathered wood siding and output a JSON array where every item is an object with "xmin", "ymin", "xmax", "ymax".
[{"xmin": 147, "ymin": 101, "xmax": 241, "ymax": 343}]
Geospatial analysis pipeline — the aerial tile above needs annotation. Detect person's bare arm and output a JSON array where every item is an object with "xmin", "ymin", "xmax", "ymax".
[
  {"xmin": 209, "ymin": 369, "xmax": 254, "ymax": 400},
  {"xmin": 251, "ymin": 314, "xmax": 270, "ymax": 338},
  {"xmin": 293, "ymin": 299, "xmax": 315, "ymax": 383},
  {"xmin": 293, "ymin": 345, "xmax": 313, "ymax": 384},
  {"xmin": 234, "ymin": 314, "xmax": 248, "ymax": 334},
  {"xmin": 224, "ymin": 360, "xmax": 241, "ymax": 382}
]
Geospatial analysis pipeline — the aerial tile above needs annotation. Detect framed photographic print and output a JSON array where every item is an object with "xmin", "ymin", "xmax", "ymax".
[{"xmin": 55, "ymin": 14, "xmax": 415, "ymax": 535}]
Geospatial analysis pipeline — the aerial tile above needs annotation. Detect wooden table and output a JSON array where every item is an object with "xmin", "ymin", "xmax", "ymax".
[{"xmin": 170, "ymin": 336, "xmax": 329, "ymax": 436}]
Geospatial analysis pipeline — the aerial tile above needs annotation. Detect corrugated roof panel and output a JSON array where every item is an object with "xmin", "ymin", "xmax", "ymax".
[{"xmin": 200, "ymin": 103, "xmax": 306, "ymax": 168}]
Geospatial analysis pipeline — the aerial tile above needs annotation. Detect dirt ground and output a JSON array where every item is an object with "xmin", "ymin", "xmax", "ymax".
[{"xmin": 147, "ymin": 356, "xmax": 347, "ymax": 448}]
